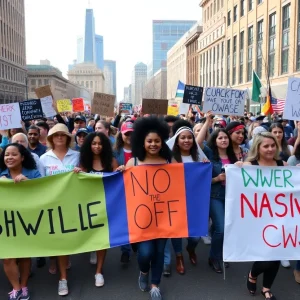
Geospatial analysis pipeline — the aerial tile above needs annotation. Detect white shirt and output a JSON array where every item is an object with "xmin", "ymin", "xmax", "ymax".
[
  {"xmin": 181, "ymin": 155, "xmax": 194, "ymax": 163},
  {"xmin": 40, "ymin": 149, "xmax": 79, "ymax": 176},
  {"xmin": 31, "ymin": 152, "xmax": 45, "ymax": 177}
]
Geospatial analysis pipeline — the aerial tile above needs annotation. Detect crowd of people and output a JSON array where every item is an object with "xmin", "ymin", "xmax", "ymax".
[{"xmin": 0, "ymin": 108, "xmax": 299, "ymax": 300}]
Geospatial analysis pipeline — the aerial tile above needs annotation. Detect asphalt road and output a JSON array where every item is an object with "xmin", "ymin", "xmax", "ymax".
[{"xmin": 0, "ymin": 241, "xmax": 299, "ymax": 300}]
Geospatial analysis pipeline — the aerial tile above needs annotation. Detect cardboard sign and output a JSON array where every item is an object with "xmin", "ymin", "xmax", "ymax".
[
  {"xmin": 57, "ymin": 99, "xmax": 73, "ymax": 113},
  {"xmin": 72, "ymin": 98, "xmax": 84, "ymax": 112},
  {"xmin": 203, "ymin": 87, "xmax": 246, "ymax": 116},
  {"xmin": 40, "ymin": 95, "xmax": 56, "ymax": 117},
  {"xmin": 35, "ymin": 85, "xmax": 52, "ymax": 99},
  {"xmin": 183, "ymin": 85, "xmax": 203, "ymax": 105},
  {"xmin": 0, "ymin": 103, "xmax": 22, "ymax": 130},
  {"xmin": 119, "ymin": 103, "xmax": 133, "ymax": 114},
  {"xmin": 167, "ymin": 106, "xmax": 179, "ymax": 116},
  {"xmin": 283, "ymin": 77, "xmax": 300, "ymax": 120},
  {"xmin": 19, "ymin": 99, "xmax": 44, "ymax": 121},
  {"xmin": 91, "ymin": 93, "xmax": 115, "ymax": 117},
  {"xmin": 142, "ymin": 99, "xmax": 168, "ymax": 115}
]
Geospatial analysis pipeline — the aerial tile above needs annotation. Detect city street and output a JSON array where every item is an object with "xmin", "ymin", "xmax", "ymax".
[{"xmin": 0, "ymin": 242, "xmax": 299, "ymax": 300}]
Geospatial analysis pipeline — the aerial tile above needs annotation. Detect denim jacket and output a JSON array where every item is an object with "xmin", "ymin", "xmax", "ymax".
[
  {"xmin": 113, "ymin": 148, "xmax": 125, "ymax": 166},
  {"xmin": 204, "ymin": 146, "xmax": 225, "ymax": 201}
]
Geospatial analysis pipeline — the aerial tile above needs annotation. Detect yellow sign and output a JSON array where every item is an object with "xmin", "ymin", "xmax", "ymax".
[
  {"xmin": 57, "ymin": 99, "xmax": 73, "ymax": 112},
  {"xmin": 167, "ymin": 106, "xmax": 179, "ymax": 116}
]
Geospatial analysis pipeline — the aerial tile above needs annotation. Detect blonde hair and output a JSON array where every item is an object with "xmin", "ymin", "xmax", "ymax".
[{"xmin": 247, "ymin": 132, "xmax": 280, "ymax": 162}]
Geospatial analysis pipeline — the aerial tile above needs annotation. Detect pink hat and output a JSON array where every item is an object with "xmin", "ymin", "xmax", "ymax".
[{"xmin": 121, "ymin": 121, "xmax": 134, "ymax": 134}]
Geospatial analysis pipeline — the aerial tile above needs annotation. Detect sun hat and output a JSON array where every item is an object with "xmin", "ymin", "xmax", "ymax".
[{"xmin": 47, "ymin": 123, "xmax": 73, "ymax": 142}]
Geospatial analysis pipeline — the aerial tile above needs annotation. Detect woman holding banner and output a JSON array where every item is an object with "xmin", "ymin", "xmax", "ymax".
[
  {"xmin": 40, "ymin": 123, "xmax": 79, "ymax": 297},
  {"xmin": 0, "ymin": 143, "xmax": 41, "ymax": 300},
  {"xmin": 125, "ymin": 116, "xmax": 173, "ymax": 300},
  {"xmin": 238, "ymin": 132, "xmax": 287, "ymax": 300}
]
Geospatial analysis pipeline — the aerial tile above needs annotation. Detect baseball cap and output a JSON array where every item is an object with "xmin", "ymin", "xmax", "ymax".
[
  {"xmin": 121, "ymin": 121, "xmax": 134, "ymax": 134},
  {"xmin": 74, "ymin": 115, "xmax": 86, "ymax": 123}
]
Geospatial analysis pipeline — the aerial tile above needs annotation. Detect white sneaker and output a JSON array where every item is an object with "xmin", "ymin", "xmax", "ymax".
[
  {"xmin": 281, "ymin": 260, "xmax": 290, "ymax": 268},
  {"xmin": 201, "ymin": 236, "xmax": 211, "ymax": 245},
  {"xmin": 58, "ymin": 279, "xmax": 68, "ymax": 296},
  {"xmin": 95, "ymin": 273, "xmax": 104, "ymax": 287},
  {"xmin": 90, "ymin": 252, "xmax": 97, "ymax": 265}
]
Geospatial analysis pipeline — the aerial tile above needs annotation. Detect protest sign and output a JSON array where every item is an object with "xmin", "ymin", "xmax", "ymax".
[
  {"xmin": 57, "ymin": 99, "xmax": 73, "ymax": 113},
  {"xmin": 19, "ymin": 99, "xmax": 43, "ymax": 121},
  {"xmin": 40, "ymin": 95, "xmax": 56, "ymax": 117},
  {"xmin": 167, "ymin": 106, "xmax": 179, "ymax": 116},
  {"xmin": 34, "ymin": 85, "xmax": 52, "ymax": 99},
  {"xmin": 179, "ymin": 103, "xmax": 190, "ymax": 115},
  {"xmin": 224, "ymin": 165, "xmax": 300, "ymax": 262},
  {"xmin": 119, "ymin": 103, "xmax": 133, "ymax": 114},
  {"xmin": 0, "ymin": 103, "xmax": 22, "ymax": 130},
  {"xmin": 72, "ymin": 98, "xmax": 84, "ymax": 112},
  {"xmin": 92, "ymin": 93, "xmax": 115, "ymax": 117},
  {"xmin": 0, "ymin": 163, "xmax": 211, "ymax": 258},
  {"xmin": 183, "ymin": 85, "xmax": 203, "ymax": 105},
  {"xmin": 142, "ymin": 99, "xmax": 168, "ymax": 115},
  {"xmin": 283, "ymin": 77, "xmax": 300, "ymax": 120},
  {"xmin": 203, "ymin": 87, "xmax": 246, "ymax": 116}
]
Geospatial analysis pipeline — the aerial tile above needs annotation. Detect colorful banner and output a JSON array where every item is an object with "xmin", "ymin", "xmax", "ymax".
[
  {"xmin": 224, "ymin": 165, "xmax": 300, "ymax": 262},
  {"xmin": 0, "ymin": 163, "xmax": 212, "ymax": 258}
]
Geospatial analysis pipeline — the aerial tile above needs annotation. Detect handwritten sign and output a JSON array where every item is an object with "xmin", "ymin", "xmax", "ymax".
[
  {"xmin": 203, "ymin": 87, "xmax": 246, "ymax": 116},
  {"xmin": 19, "ymin": 99, "xmax": 43, "ymax": 121},
  {"xmin": 0, "ymin": 103, "xmax": 22, "ymax": 130},
  {"xmin": 40, "ymin": 95, "xmax": 56, "ymax": 117},
  {"xmin": 142, "ymin": 99, "xmax": 168, "ymax": 115},
  {"xmin": 119, "ymin": 103, "xmax": 133, "ymax": 114},
  {"xmin": 72, "ymin": 98, "xmax": 84, "ymax": 112},
  {"xmin": 167, "ymin": 106, "xmax": 179, "ymax": 116},
  {"xmin": 91, "ymin": 93, "xmax": 115, "ymax": 117},
  {"xmin": 183, "ymin": 85, "xmax": 203, "ymax": 105},
  {"xmin": 35, "ymin": 85, "xmax": 52, "ymax": 99},
  {"xmin": 224, "ymin": 165, "xmax": 300, "ymax": 261},
  {"xmin": 57, "ymin": 99, "xmax": 73, "ymax": 113},
  {"xmin": 283, "ymin": 77, "xmax": 300, "ymax": 120}
]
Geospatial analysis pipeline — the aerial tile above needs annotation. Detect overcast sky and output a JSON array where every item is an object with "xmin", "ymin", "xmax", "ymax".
[{"xmin": 25, "ymin": 0, "xmax": 201, "ymax": 100}]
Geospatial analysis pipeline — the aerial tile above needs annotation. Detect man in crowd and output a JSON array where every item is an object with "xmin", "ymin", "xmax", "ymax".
[
  {"xmin": 36, "ymin": 121, "xmax": 50, "ymax": 146},
  {"xmin": 27, "ymin": 125, "xmax": 47, "ymax": 157}
]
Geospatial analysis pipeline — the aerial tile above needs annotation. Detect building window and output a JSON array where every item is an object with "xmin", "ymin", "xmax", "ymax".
[
  {"xmin": 257, "ymin": 20, "xmax": 263, "ymax": 78},
  {"xmin": 297, "ymin": 0, "xmax": 300, "ymax": 70},
  {"xmin": 227, "ymin": 39, "xmax": 231, "ymax": 86},
  {"xmin": 232, "ymin": 36, "xmax": 237, "ymax": 85},
  {"xmin": 281, "ymin": 4, "xmax": 290, "ymax": 74},
  {"xmin": 240, "ymin": 0, "xmax": 245, "ymax": 17},
  {"xmin": 269, "ymin": 13, "xmax": 276, "ymax": 77},
  {"xmin": 38, "ymin": 79, "xmax": 42, "ymax": 86},
  {"xmin": 221, "ymin": 41, "xmax": 224, "ymax": 86},
  {"xmin": 247, "ymin": 26, "xmax": 253, "ymax": 82},
  {"xmin": 234, "ymin": 5, "xmax": 238, "ymax": 22},
  {"xmin": 258, "ymin": 0, "xmax": 263, "ymax": 4},
  {"xmin": 44, "ymin": 79, "xmax": 49, "ymax": 85},
  {"xmin": 239, "ymin": 31, "xmax": 244, "ymax": 83},
  {"xmin": 227, "ymin": 11, "xmax": 231, "ymax": 26},
  {"xmin": 249, "ymin": 0, "xmax": 254, "ymax": 11},
  {"xmin": 31, "ymin": 79, "xmax": 36, "ymax": 85}
]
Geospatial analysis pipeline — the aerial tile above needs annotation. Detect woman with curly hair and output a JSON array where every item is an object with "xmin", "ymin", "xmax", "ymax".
[
  {"xmin": 0, "ymin": 143, "xmax": 41, "ymax": 300},
  {"xmin": 126, "ymin": 116, "xmax": 173, "ymax": 300},
  {"xmin": 77, "ymin": 132, "xmax": 118, "ymax": 287}
]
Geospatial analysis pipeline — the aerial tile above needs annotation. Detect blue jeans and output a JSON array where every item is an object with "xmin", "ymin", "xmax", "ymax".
[
  {"xmin": 296, "ymin": 261, "xmax": 300, "ymax": 271},
  {"xmin": 209, "ymin": 198, "xmax": 225, "ymax": 260},
  {"xmin": 137, "ymin": 239, "xmax": 167, "ymax": 285},
  {"xmin": 121, "ymin": 244, "xmax": 131, "ymax": 255}
]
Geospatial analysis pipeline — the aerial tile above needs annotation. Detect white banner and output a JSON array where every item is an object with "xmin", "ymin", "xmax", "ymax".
[
  {"xmin": 202, "ymin": 87, "xmax": 246, "ymax": 116},
  {"xmin": 224, "ymin": 165, "xmax": 300, "ymax": 262},
  {"xmin": 0, "ymin": 103, "xmax": 22, "ymax": 130},
  {"xmin": 283, "ymin": 77, "xmax": 300, "ymax": 120}
]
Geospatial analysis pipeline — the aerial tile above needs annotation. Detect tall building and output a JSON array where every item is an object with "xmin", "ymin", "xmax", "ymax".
[
  {"xmin": 0, "ymin": 0, "xmax": 27, "ymax": 103},
  {"xmin": 131, "ymin": 62, "xmax": 147, "ymax": 106},
  {"xmin": 103, "ymin": 60, "xmax": 116, "ymax": 95},
  {"xmin": 123, "ymin": 87, "xmax": 129, "ymax": 102},
  {"xmin": 149, "ymin": 20, "xmax": 197, "ymax": 78},
  {"xmin": 95, "ymin": 35, "xmax": 104, "ymax": 70}
]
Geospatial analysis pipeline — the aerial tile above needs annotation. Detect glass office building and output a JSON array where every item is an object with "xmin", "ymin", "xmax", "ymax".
[
  {"xmin": 104, "ymin": 60, "xmax": 116, "ymax": 95},
  {"xmin": 95, "ymin": 35, "xmax": 104, "ymax": 70}
]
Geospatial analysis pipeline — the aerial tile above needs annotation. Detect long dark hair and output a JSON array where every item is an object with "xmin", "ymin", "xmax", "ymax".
[
  {"xmin": 131, "ymin": 116, "xmax": 172, "ymax": 162},
  {"xmin": 79, "ymin": 132, "xmax": 113, "ymax": 172},
  {"xmin": 269, "ymin": 123, "xmax": 291, "ymax": 157},
  {"xmin": 207, "ymin": 129, "xmax": 237, "ymax": 163},
  {"xmin": 0, "ymin": 143, "xmax": 37, "ymax": 171},
  {"xmin": 295, "ymin": 143, "xmax": 300, "ymax": 160}
]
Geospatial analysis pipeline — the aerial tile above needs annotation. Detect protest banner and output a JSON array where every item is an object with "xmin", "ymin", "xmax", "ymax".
[
  {"xmin": 203, "ymin": 87, "xmax": 246, "ymax": 116},
  {"xmin": 167, "ymin": 105, "xmax": 179, "ymax": 116},
  {"xmin": 283, "ymin": 77, "xmax": 300, "ymax": 120},
  {"xmin": 119, "ymin": 103, "xmax": 133, "ymax": 114},
  {"xmin": 142, "ymin": 99, "xmax": 168, "ymax": 115},
  {"xmin": 72, "ymin": 98, "xmax": 84, "ymax": 112},
  {"xmin": 56, "ymin": 99, "xmax": 73, "ymax": 113},
  {"xmin": 92, "ymin": 93, "xmax": 115, "ymax": 117},
  {"xmin": 0, "ymin": 103, "xmax": 22, "ymax": 130},
  {"xmin": 40, "ymin": 95, "xmax": 56, "ymax": 117},
  {"xmin": 34, "ymin": 85, "xmax": 52, "ymax": 99},
  {"xmin": 183, "ymin": 85, "xmax": 203, "ymax": 105},
  {"xmin": 0, "ymin": 163, "xmax": 211, "ymax": 258},
  {"xmin": 224, "ymin": 165, "xmax": 300, "ymax": 262},
  {"xmin": 19, "ymin": 99, "xmax": 43, "ymax": 121}
]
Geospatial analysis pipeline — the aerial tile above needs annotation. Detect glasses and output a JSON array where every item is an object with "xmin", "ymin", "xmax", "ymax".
[
  {"xmin": 53, "ymin": 133, "xmax": 66, "ymax": 138},
  {"xmin": 124, "ymin": 132, "xmax": 132, "ymax": 137}
]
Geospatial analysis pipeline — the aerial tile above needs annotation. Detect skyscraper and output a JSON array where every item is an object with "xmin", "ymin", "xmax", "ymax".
[
  {"xmin": 131, "ymin": 63, "xmax": 147, "ymax": 106},
  {"xmin": 0, "ymin": 0, "xmax": 27, "ymax": 103},
  {"xmin": 95, "ymin": 35, "xmax": 104, "ymax": 70},
  {"xmin": 103, "ymin": 60, "xmax": 116, "ymax": 96},
  {"xmin": 149, "ymin": 20, "xmax": 197, "ymax": 78}
]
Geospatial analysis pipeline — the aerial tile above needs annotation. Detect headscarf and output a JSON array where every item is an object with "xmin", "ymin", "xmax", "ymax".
[{"xmin": 166, "ymin": 126, "xmax": 207, "ymax": 161}]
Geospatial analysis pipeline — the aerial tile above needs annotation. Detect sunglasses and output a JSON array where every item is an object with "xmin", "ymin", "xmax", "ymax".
[
  {"xmin": 53, "ymin": 133, "xmax": 67, "ymax": 138},
  {"xmin": 124, "ymin": 132, "xmax": 132, "ymax": 137}
]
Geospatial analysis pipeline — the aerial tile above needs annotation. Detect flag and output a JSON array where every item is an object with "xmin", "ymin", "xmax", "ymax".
[
  {"xmin": 175, "ymin": 81, "xmax": 185, "ymax": 98},
  {"xmin": 261, "ymin": 86, "xmax": 274, "ymax": 115},
  {"xmin": 251, "ymin": 70, "xmax": 262, "ymax": 102},
  {"xmin": 271, "ymin": 97, "xmax": 285, "ymax": 113}
]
